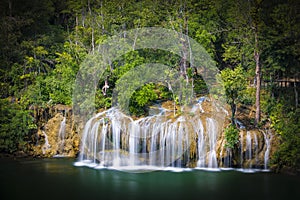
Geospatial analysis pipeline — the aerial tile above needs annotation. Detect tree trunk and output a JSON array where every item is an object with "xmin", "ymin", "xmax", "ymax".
[
  {"xmin": 231, "ymin": 102, "xmax": 236, "ymax": 126},
  {"xmin": 75, "ymin": 15, "xmax": 78, "ymax": 45},
  {"xmin": 91, "ymin": 27, "xmax": 94, "ymax": 54},
  {"xmin": 254, "ymin": 32, "xmax": 261, "ymax": 125},
  {"xmin": 88, "ymin": 0, "xmax": 94, "ymax": 54}
]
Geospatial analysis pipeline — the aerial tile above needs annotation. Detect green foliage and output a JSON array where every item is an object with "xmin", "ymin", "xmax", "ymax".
[
  {"xmin": 264, "ymin": 2, "xmax": 300, "ymax": 78},
  {"xmin": 193, "ymin": 77, "xmax": 208, "ymax": 95},
  {"xmin": 0, "ymin": 0, "xmax": 299, "ymax": 173},
  {"xmin": 241, "ymin": 87, "xmax": 256, "ymax": 106},
  {"xmin": 221, "ymin": 66, "xmax": 247, "ymax": 105},
  {"xmin": 129, "ymin": 83, "xmax": 159, "ymax": 116},
  {"xmin": 157, "ymin": 85, "xmax": 173, "ymax": 100},
  {"xmin": 0, "ymin": 99, "xmax": 36, "ymax": 153},
  {"xmin": 270, "ymin": 104, "xmax": 300, "ymax": 171},
  {"xmin": 224, "ymin": 124, "xmax": 240, "ymax": 149},
  {"xmin": 131, "ymin": 84, "xmax": 158, "ymax": 107},
  {"xmin": 45, "ymin": 51, "xmax": 79, "ymax": 105},
  {"xmin": 220, "ymin": 66, "xmax": 247, "ymax": 124},
  {"xmin": 20, "ymin": 75, "xmax": 50, "ymax": 107},
  {"xmin": 95, "ymin": 92, "xmax": 112, "ymax": 110},
  {"xmin": 195, "ymin": 29, "xmax": 217, "ymax": 57},
  {"xmin": 112, "ymin": 51, "xmax": 145, "ymax": 79},
  {"xmin": 118, "ymin": 81, "xmax": 171, "ymax": 116}
]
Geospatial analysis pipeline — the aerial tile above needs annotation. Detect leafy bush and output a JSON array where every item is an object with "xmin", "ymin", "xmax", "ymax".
[
  {"xmin": 0, "ymin": 99, "xmax": 36, "ymax": 153},
  {"xmin": 224, "ymin": 124, "xmax": 240, "ymax": 149},
  {"xmin": 270, "ymin": 104, "xmax": 300, "ymax": 171},
  {"xmin": 129, "ymin": 83, "xmax": 159, "ymax": 116}
]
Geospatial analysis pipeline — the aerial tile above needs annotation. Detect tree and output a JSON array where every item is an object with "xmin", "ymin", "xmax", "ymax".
[
  {"xmin": 221, "ymin": 66, "xmax": 247, "ymax": 125},
  {"xmin": 219, "ymin": 0, "xmax": 267, "ymax": 125},
  {"xmin": 251, "ymin": 0, "xmax": 264, "ymax": 125},
  {"xmin": 263, "ymin": 0, "xmax": 300, "ymax": 108}
]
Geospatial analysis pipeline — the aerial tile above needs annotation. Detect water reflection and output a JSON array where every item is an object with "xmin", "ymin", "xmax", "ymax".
[{"xmin": 1, "ymin": 158, "xmax": 299, "ymax": 200}]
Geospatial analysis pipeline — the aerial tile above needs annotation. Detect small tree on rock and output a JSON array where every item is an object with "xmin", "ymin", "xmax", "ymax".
[{"xmin": 221, "ymin": 66, "xmax": 247, "ymax": 126}]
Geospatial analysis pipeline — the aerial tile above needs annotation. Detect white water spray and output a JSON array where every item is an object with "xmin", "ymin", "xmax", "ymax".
[
  {"xmin": 76, "ymin": 106, "xmax": 224, "ymax": 169},
  {"xmin": 194, "ymin": 119, "xmax": 205, "ymax": 167},
  {"xmin": 42, "ymin": 131, "xmax": 50, "ymax": 154},
  {"xmin": 263, "ymin": 130, "xmax": 273, "ymax": 170},
  {"xmin": 253, "ymin": 132, "xmax": 258, "ymax": 166},
  {"xmin": 75, "ymin": 104, "xmax": 272, "ymax": 171},
  {"xmin": 240, "ymin": 132, "xmax": 244, "ymax": 167},
  {"xmin": 246, "ymin": 131, "xmax": 252, "ymax": 168},
  {"xmin": 57, "ymin": 116, "xmax": 66, "ymax": 154},
  {"xmin": 207, "ymin": 118, "xmax": 218, "ymax": 168}
]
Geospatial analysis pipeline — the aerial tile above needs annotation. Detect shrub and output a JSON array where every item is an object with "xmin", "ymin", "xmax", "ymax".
[
  {"xmin": 224, "ymin": 124, "xmax": 240, "ymax": 149},
  {"xmin": 0, "ymin": 99, "xmax": 36, "ymax": 153}
]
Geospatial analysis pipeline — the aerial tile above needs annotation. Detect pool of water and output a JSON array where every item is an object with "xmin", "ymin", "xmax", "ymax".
[{"xmin": 1, "ymin": 157, "xmax": 299, "ymax": 200}]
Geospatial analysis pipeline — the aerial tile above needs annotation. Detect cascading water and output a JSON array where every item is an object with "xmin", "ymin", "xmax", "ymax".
[
  {"xmin": 57, "ymin": 116, "xmax": 66, "ymax": 154},
  {"xmin": 235, "ymin": 119, "xmax": 245, "ymax": 129},
  {"xmin": 240, "ymin": 132, "xmax": 244, "ymax": 167},
  {"xmin": 207, "ymin": 118, "xmax": 218, "ymax": 168},
  {"xmin": 263, "ymin": 130, "xmax": 273, "ymax": 170},
  {"xmin": 42, "ymin": 131, "xmax": 50, "ymax": 154},
  {"xmin": 191, "ymin": 97, "xmax": 206, "ymax": 113},
  {"xmin": 129, "ymin": 121, "xmax": 138, "ymax": 166},
  {"xmin": 75, "ymin": 104, "xmax": 223, "ymax": 170},
  {"xmin": 194, "ymin": 119, "xmax": 205, "ymax": 167},
  {"xmin": 224, "ymin": 148, "xmax": 232, "ymax": 167},
  {"xmin": 246, "ymin": 131, "xmax": 252, "ymax": 168},
  {"xmin": 75, "ymin": 102, "xmax": 273, "ymax": 171},
  {"xmin": 253, "ymin": 132, "xmax": 259, "ymax": 167},
  {"xmin": 237, "ymin": 129, "xmax": 274, "ymax": 170}
]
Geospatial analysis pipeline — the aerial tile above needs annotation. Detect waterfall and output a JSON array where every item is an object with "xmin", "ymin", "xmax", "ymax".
[
  {"xmin": 79, "ymin": 108, "xmax": 196, "ymax": 168},
  {"xmin": 91, "ymin": 120, "xmax": 101, "ymax": 165},
  {"xmin": 187, "ymin": 117, "xmax": 219, "ymax": 168},
  {"xmin": 218, "ymin": 140, "xmax": 232, "ymax": 168},
  {"xmin": 224, "ymin": 148, "xmax": 232, "ymax": 168},
  {"xmin": 76, "ymin": 106, "xmax": 225, "ymax": 169},
  {"xmin": 191, "ymin": 97, "xmax": 206, "ymax": 113},
  {"xmin": 42, "ymin": 131, "xmax": 50, "ymax": 154},
  {"xmin": 75, "ymin": 104, "xmax": 272, "ymax": 171},
  {"xmin": 129, "ymin": 121, "xmax": 138, "ymax": 166},
  {"xmin": 99, "ymin": 119, "xmax": 108, "ymax": 166},
  {"xmin": 263, "ymin": 130, "xmax": 273, "ymax": 170},
  {"xmin": 246, "ymin": 131, "xmax": 252, "ymax": 168},
  {"xmin": 197, "ymin": 97, "xmax": 206, "ymax": 113},
  {"xmin": 57, "ymin": 116, "xmax": 66, "ymax": 154},
  {"xmin": 240, "ymin": 132, "xmax": 244, "ymax": 167},
  {"xmin": 235, "ymin": 119, "xmax": 245, "ymax": 129},
  {"xmin": 58, "ymin": 117, "xmax": 66, "ymax": 140},
  {"xmin": 194, "ymin": 119, "xmax": 205, "ymax": 167},
  {"xmin": 111, "ymin": 115, "xmax": 121, "ymax": 167},
  {"xmin": 207, "ymin": 118, "xmax": 218, "ymax": 168},
  {"xmin": 253, "ymin": 133, "xmax": 259, "ymax": 167},
  {"xmin": 78, "ymin": 109, "xmax": 109, "ymax": 162}
]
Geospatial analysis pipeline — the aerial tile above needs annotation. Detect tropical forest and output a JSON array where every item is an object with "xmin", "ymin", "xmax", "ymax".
[{"xmin": 0, "ymin": 0, "xmax": 300, "ymax": 199}]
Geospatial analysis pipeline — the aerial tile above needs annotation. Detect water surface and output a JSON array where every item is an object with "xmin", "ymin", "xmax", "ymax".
[{"xmin": 0, "ymin": 158, "xmax": 299, "ymax": 200}]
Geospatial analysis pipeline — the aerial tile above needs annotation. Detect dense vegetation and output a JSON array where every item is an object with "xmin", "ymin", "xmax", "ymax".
[{"xmin": 0, "ymin": 0, "xmax": 299, "ymax": 172}]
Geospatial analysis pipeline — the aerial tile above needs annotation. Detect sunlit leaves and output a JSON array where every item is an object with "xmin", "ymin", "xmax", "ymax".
[{"xmin": 224, "ymin": 124, "xmax": 239, "ymax": 149}]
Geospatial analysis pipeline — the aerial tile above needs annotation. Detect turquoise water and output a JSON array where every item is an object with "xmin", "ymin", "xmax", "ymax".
[{"xmin": 0, "ymin": 158, "xmax": 299, "ymax": 200}]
